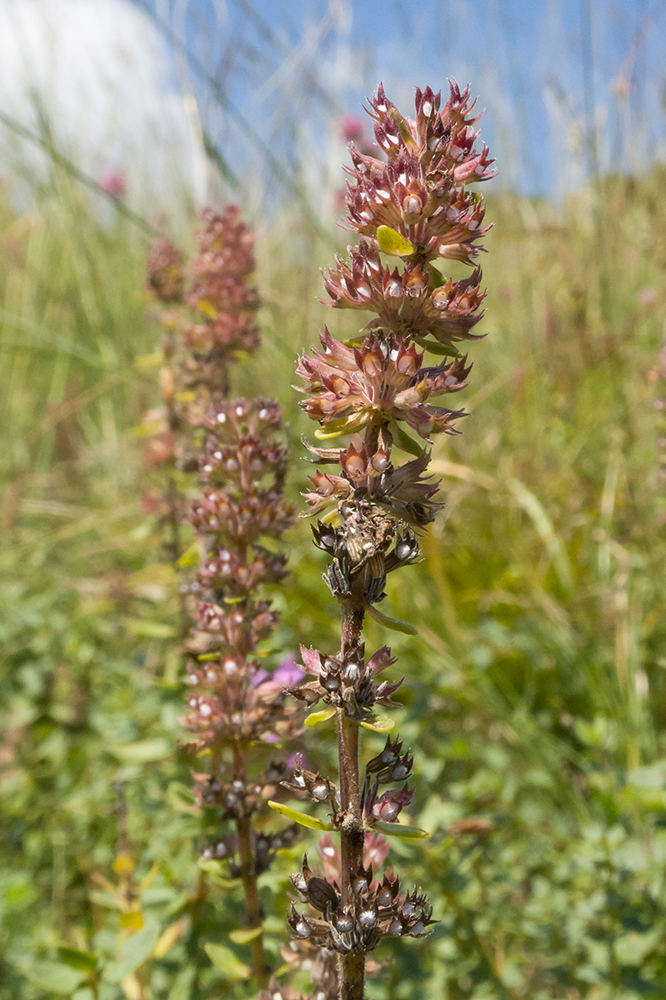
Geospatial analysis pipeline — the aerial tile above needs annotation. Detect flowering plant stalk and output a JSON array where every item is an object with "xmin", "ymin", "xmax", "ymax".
[
  {"xmin": 267, "ymin": 82, "xmax": 495, "ymax": 1000},
  {"xmin": 144, "ymin": 235, "xmax": 189, "ymax": 629},
  {"xmin": 147, "ymin": 208, "xmax": 300, "ymax": 988}
]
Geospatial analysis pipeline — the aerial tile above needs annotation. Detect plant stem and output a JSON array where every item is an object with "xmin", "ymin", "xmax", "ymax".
[
  {"xmin": 338, "ymin": 599, "xmax": 366, "ymax": 1000},
  {"xmin": 234, "ymin": 743, "xmax": 268, "ymax": 988}
]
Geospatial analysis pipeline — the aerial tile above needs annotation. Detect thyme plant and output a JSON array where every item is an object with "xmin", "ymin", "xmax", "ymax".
[
  {"xmin": 147, "ymin": 208, "xmax": 300, "ymax": 988},
  {"xmin": 268, "ymin": 82, "xmax": 495, "ymax": 1000}
]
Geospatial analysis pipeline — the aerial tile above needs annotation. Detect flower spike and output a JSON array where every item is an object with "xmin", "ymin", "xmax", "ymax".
[{"xmin": 280, "ymin": 81, "xmax": 494, "ymax": 1000}]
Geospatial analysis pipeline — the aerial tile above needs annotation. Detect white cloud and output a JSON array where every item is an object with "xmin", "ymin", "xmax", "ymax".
[{"xmin": 0, "ymin": 0, "xmax": 207, "ymax": 218}]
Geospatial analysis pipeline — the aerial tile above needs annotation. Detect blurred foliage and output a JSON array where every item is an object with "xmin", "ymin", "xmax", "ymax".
[{"xmin": 2, "ymin": 162, "xmax": 666, "ymax": 1000}]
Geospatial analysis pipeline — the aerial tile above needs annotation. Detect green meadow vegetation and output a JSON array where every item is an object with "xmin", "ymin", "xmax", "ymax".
[{"xmin": 2, "ymin": 159, "xmax": 666, "ymax": 999}]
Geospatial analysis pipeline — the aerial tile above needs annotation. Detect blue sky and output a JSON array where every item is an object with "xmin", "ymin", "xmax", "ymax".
[
  {"xmin": 156, "ymin": 0, "xmax": 666, "ymax": 199},
  {"xmin": 0, "ymin": 0, "xmax": 662, "ymax": 219}
]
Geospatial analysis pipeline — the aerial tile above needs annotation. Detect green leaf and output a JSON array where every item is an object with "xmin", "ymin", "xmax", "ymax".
[
  {"xmin": 166, "ymin": 781, "xmax": 196, "ymax": 812},
  {"xmin": 111, "ymin": 738, "xmax": 171, "ymax": 763},
  {"xmin": 412, "ymin": 338, "xmax": 459, "ymax": 356},
  {"xmin": 377, "ymin": 225, "xmax": 415, "ymax": 257},
  {"xmin": 371, "ymin": 820, "xmax": 430, "ymax": 839},
  {"xmin": 615, "ymin": 928, "xmax": 662, "ymax": 966},
  {"xmin": 198, "ymin": 858, "xmax": 241, "ymax": 887},
  {"xmin": 57, "ymin": 947, "xmax": 98, "ymax": 972},
  {"xmin": 508, "ymin": 478, "xmax": 574, "ymax": 593},
  {"xmin": 167, "ymin": 967, "xmax": 196, "ymax": 1000},
  {"xmin": 125, "ymin": 619, "xmax": 176, "ymax": 639},
  {"xmin": 21, "ymin": 961, "xmax": 87, "ymax": 994},
  {"xmin": 304, "ymin": 706, "xmax": 336, "ymax": 727},
  {"xmin": 427, "ymin": 264, "xmax": 446, "ymax": 289},
  {"xmin": 361, "ymin": 716, "xmax": 395, "ymax": 732},
  {"xmin": 204, "ymin": 943, "xmax": 251, "ymax": 980},
  {"xmin": 389, "ymin": 420, "xmax": 425, "ymax": 458},
  {"xmin": 89, "ymin": 890, "xmax": 118, "ymax": 909},
  {"xmin": 267, "ymin": 800, "xmax": 333, "ymax": 831},
  {"xmin": 104, "ymin": 917, "xmax": 160, "ymax": 982},
  {"xmin": 229, "ymin": 926, "xmax": 263, "ymax": 944},
  {"xmin": 366, "ymin": 604, "xmax": 418, "ymax": 635}
]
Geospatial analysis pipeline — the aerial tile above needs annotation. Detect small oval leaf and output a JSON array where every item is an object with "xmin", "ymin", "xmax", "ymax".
[
  {"xmin": 204, "ymin": 943, "xmax": 251, "ymax": 980},
  {"xmin": 412, "ymin": 337, "xmax": 459, "ymax": 356},
  {"xmin": 125, "ymin": 620, "xmax": 176, "ymax": 639},
  {"xmin": 305, "ymin": 707, "xmax": 336, "ymax": 727},
  {"xmin": 119, "ymin": 911, "xmax": 144, "ymax": 931},
  {"xmin": 176, "ymin": 542, "xmax": 200, "ymax": 568},
  {"xmin": 104, "ymin": 918, "xmax": 160, "ymax": 982},
  {"xmin": 57, "ymin": 947, "xmax": 98, "ymax": 973},
  {"xmin": 377, "ymin": 225, "xmax": 415, "ymax": 257},
  {"xmin": 371, "ymin": 820, "xmax": 430, "ymax": 839},
  {"xmin": 131, "ymin": 419, "xmax": 164, "ymax": 438},
  {"xmin": 361, "ymin": 716, "xmax": 395, "ymax": 733},
  {"xmin": 198, "ymin": 858, "xmax": 241, "ymax": 887},
  {"xmin": 366, "ymin": 605, "xmax": 418, "ymax": 635},
  {"xmin": 197, "ymin": 300, "xmax": 219, "ymax": 320},
  {"xmin": 135, "ymin": 351, "xmax": 163, "ymax": 369},
  {"xmin": 267, "ymin": 800, "xmax": 333, "ymax": 831},
  {"xmin": 153, "ymin": 919, "xmax": 188, "ymax": 959},
  {"xmin": 229, "ymin": 926, "xmax": 263, "ymax": 944},
  {"xmin": 389, "ymin": 419, "xmax": 425, "ymax": 458},
  {"xmin": 111, "ymin": 739, "xmax": 171, "ymax": 763},
  {"xmin": 21, "ymin": 962, "xmax": 86, "ymax": 995}
]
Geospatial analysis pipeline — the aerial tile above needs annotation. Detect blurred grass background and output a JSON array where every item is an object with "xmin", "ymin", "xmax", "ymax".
[{"xmin": 3, "ymin": 1, "xmax": 666, "ymax": 998}]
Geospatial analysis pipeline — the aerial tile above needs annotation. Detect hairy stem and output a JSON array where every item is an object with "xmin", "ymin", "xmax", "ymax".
[
  {"xmin": 234, "ymin": 743, "xmax": 268, "ymax": 988},
  {"xmin": 338, "ymin": 599, "xmax": 366, "ymax": 1000}
]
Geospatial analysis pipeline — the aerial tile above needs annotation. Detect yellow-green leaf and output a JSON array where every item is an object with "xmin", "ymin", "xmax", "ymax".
[
  {"xmin": 197, "ymin": 300, "xmax": 219, "ymax": 320},
  {"xmin": 366, "ymin": 605, "xmax": 418, "ymax": 635},
  {"xmin": 111, "ymin": 739, "xmax": 171, "ymax": 763},
  {"xmin": 377, "ymin": 225, "xmax": 415, "ymax": 257},
  {"xmin": 267, "ymin": 801, "xmax": 333, "ymax": 831},
  {"xmin": 125, "ymin": 619, "xmax": 176, "ymax": 639},
  {"xmin": 361, "ymin": 716, "xmax": 395, "ymax": 733},
  {"xmin": 119, "ymin": 911, "xmax": 144, "ymax": 931},
  {"xmin": 371, "ymin": 820, "xmax": 430, "ymax": 839},
  {"xmin": 204, "ymin": 943, "xmax": 251, "ymax": 980},
  {"xmin": 135, "ymin": 351, "xmax": 163, "ymax": 368},
  {"xmin": 229, "ymin": 926, "xmax": 263, "ymax": 944},
  {"xmin": 314, "ymin": 414, "xmax": 369, "ymax": 440},
  {"xmin": 131, "ymin": 420, "xmax": 164, "ymax": 438},
  {"xmin": 305, "ymin": 706, "xmax": 336, "ymax": 727},
  {"xmin": 153, "ymin": 919, "xmax": 188, "ymax": 959},
  {"xmin": 176, "ymin": 542, "xmax": 200, "ymax": 568}
]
